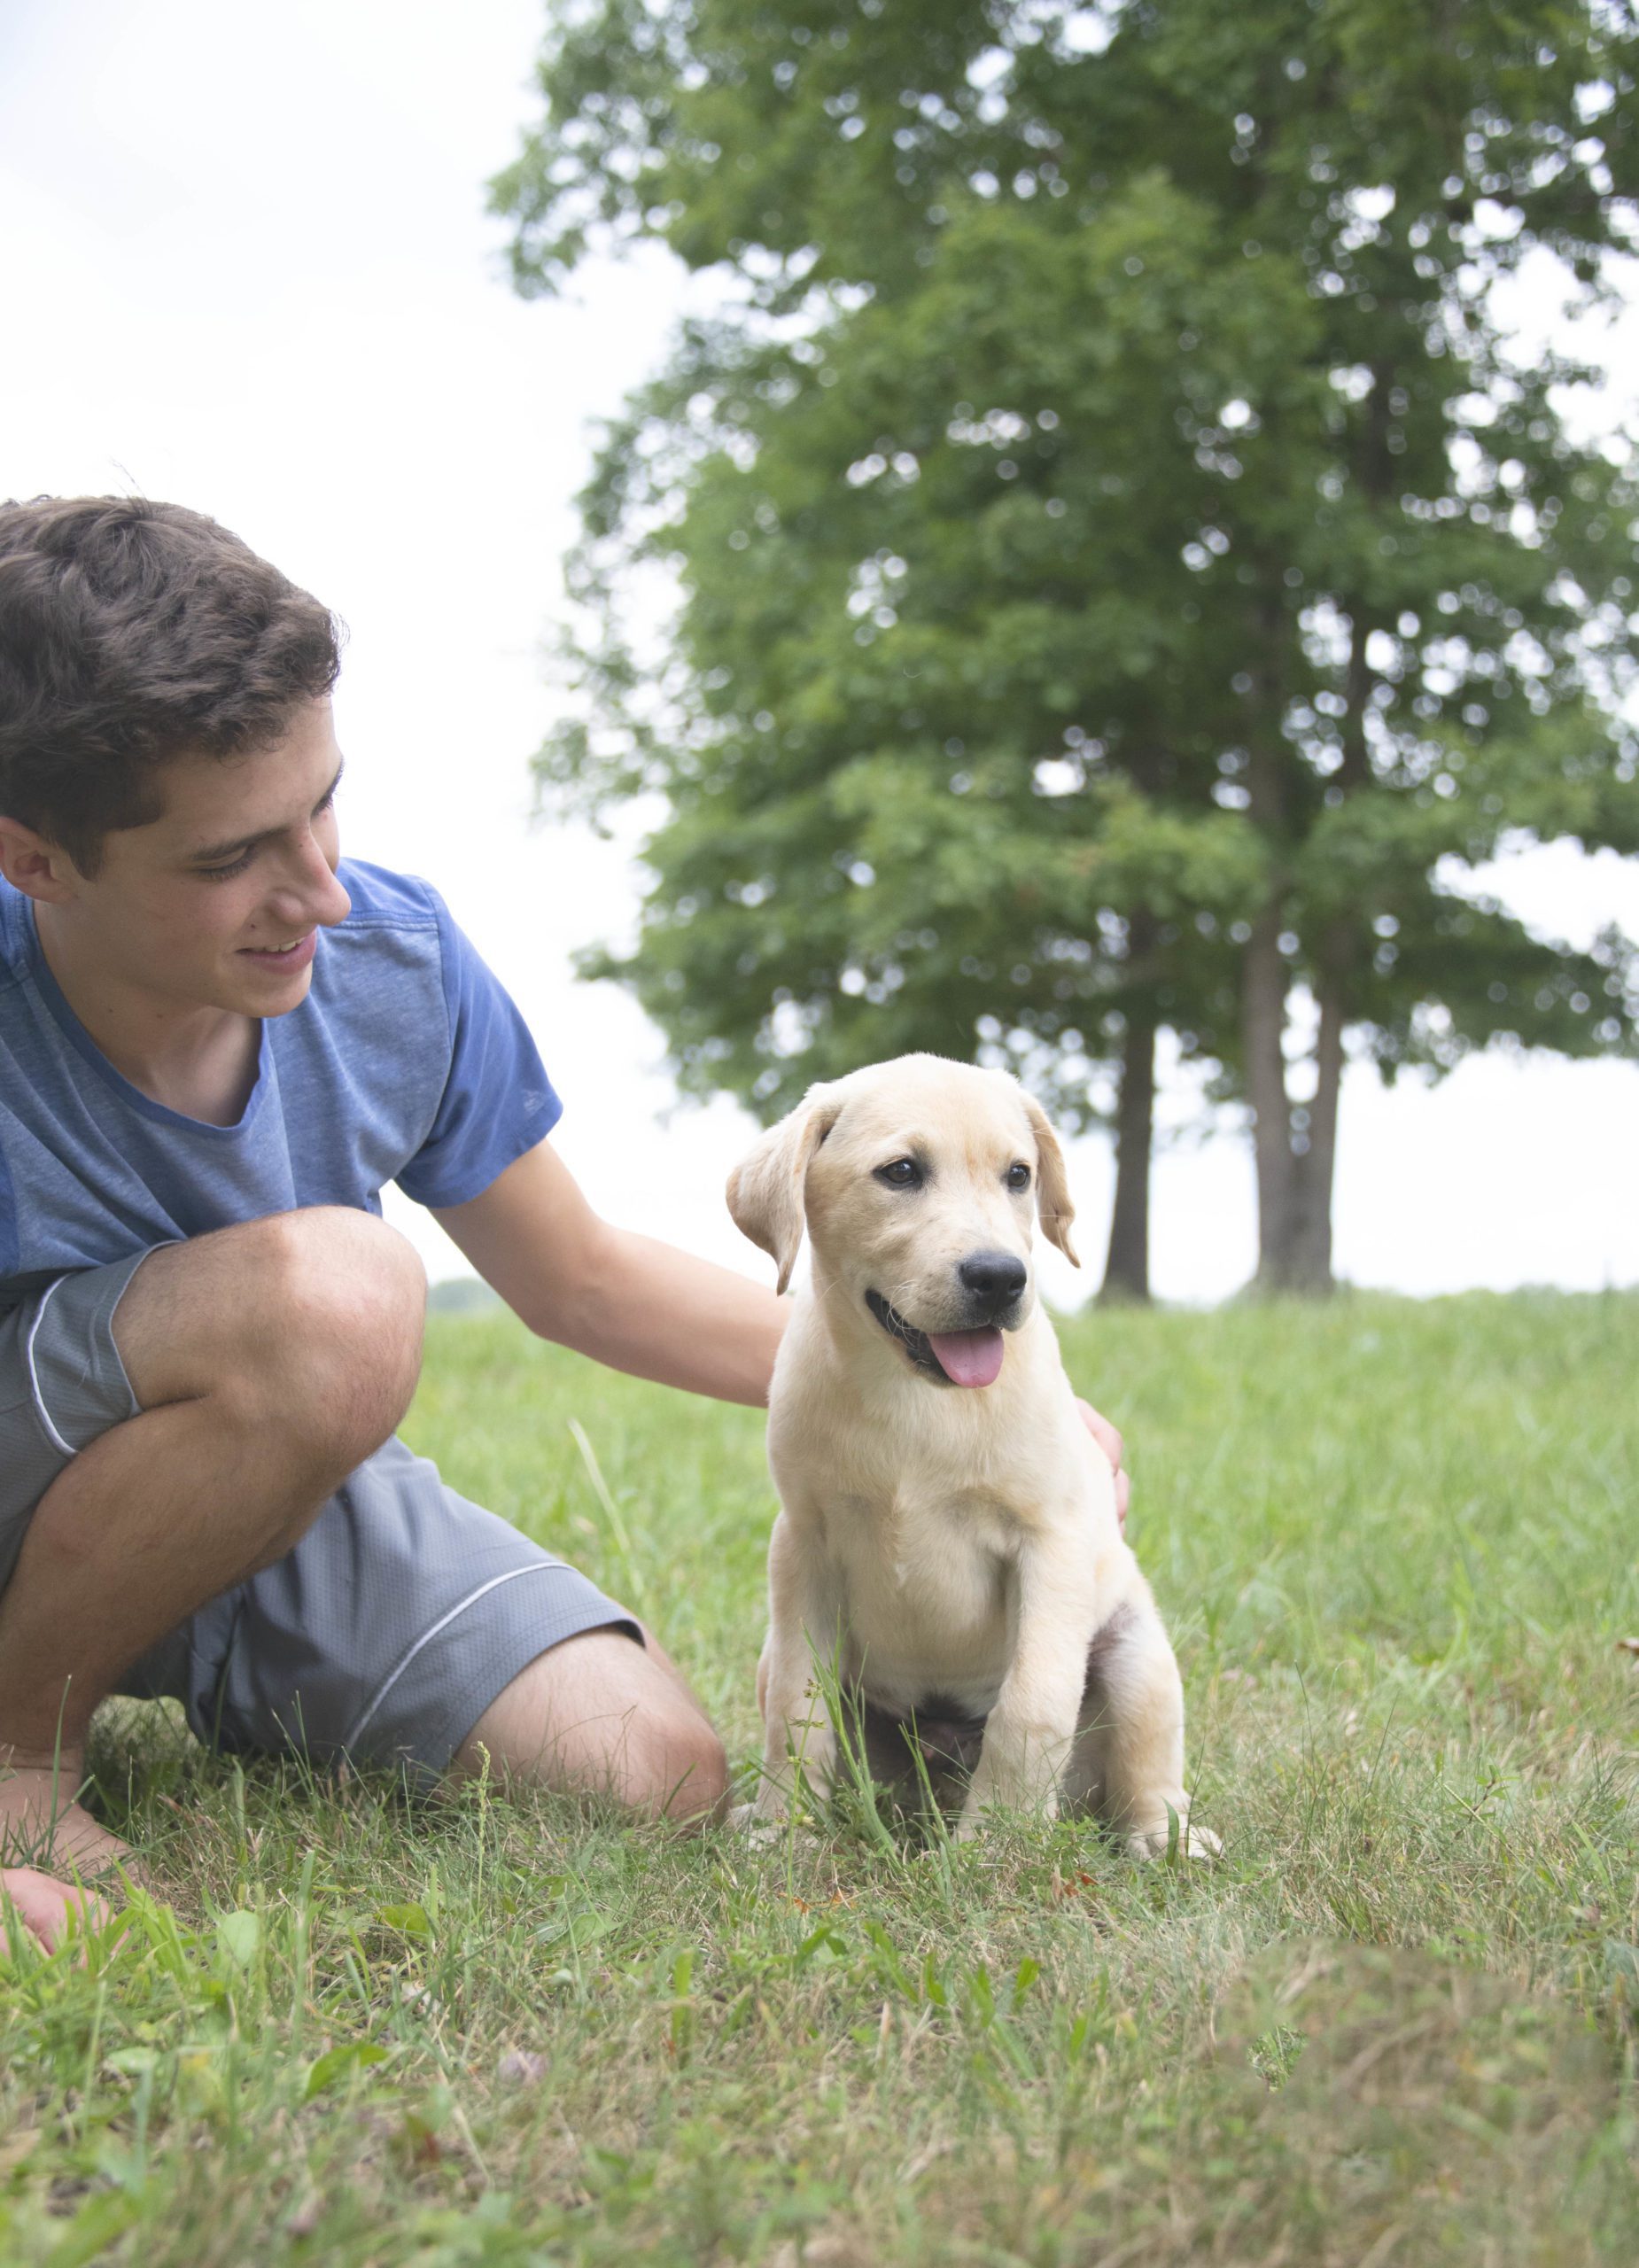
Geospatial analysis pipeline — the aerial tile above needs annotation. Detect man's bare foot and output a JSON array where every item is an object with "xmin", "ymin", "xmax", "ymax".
[
  {"xmin": 0, "ymin": 1866, "xmax": 113, "ymax": 1956},
  {"xmin": 0, "ymin": 1762, "xmax": 129, "ymax": 1880}
]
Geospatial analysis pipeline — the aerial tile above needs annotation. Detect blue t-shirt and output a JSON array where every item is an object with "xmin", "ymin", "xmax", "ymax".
[{"xmin": 0, "ymin": 858, "xmax": 562, "ymax": 1309}]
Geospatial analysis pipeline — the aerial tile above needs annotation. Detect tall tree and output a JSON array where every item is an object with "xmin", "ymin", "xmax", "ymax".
[
  {"xmin": 534, "ymin": 186, "xmax": 1265, "ymax": 1298},
  {"xmin": 496, "ymin": 0, "xmax": 1639, "ymax": 1293}
]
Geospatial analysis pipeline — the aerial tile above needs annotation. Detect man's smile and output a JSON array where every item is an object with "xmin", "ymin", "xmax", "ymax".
[{"xmin": 237, "ymin": 929, "xmax": 318, "ymax": 972}]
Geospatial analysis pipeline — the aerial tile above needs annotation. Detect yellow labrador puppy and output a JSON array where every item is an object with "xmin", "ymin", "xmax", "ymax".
[{"xmin": 729, "ymin": 1052, "xmax": 1216, "ymax": 1857}]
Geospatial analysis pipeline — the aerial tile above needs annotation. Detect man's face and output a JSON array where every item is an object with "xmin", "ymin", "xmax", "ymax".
[{"xmin": 47, "ymin": 697, "xmax": 353, "ymax": 1019}]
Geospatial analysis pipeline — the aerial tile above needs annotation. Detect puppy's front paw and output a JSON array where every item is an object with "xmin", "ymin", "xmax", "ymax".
[
  {"xmin": 730, "ymin": 1798, "xmax": 784, "ymax": 1846},
  {"xmin": 1125, "ymin": 1815, "xmax": 1222, "ymax": 1864},
  {"xmin": 732, "ymin": 1797, "xmax": 822, "ymax": 1852}
]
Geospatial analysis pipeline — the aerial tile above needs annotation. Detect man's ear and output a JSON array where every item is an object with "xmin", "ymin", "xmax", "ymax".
[
  {"xmin": 0, "ymin": 816, "xmax": 80, "ymax": 904},
  {"xmin": 1022, "ymin": 1093, "xmax": 1079, "ymax": 1267},
  {"xmin": 726, "ymin": 1085, "xmax": 842, "ymax": 1294}
]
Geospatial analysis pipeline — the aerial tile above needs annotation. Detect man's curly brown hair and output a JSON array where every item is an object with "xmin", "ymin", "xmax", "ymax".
[{"xmin": 0, "ymin": 496, "xmax": 342, "ymax": 874}]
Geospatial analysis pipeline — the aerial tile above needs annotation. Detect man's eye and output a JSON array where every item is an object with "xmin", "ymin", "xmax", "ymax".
[
  {"xmin": 198, "ymin": 852, "xmax": 253, "ymax": 882},
  {"xmin": 875, "ymin": 1158, "xmax": 922, "ymax": 1189},
  {"xmin": 1006, "ymin": 1162, "xmax": 1031, "ymax": 1192}
]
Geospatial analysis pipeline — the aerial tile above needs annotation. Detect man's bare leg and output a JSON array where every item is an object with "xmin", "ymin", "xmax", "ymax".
[
  {"xmin": 450, "ymin": 1621, "xmax": 728, "ymax": 1826},
  {"xmin": 0, "ymin": 1208, "xmax": 427, "ymax": 1876}
]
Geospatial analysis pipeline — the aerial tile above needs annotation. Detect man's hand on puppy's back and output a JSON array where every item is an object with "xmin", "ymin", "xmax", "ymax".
[{"xmin": 1075, "ymin": 1400, "xmax": 1129, "ymax": 1532}]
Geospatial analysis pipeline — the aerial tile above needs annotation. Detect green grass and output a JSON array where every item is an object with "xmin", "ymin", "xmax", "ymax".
[{"xmin": 3, "ymin": 1291, "xmax": 1636, "ymax": 2264}]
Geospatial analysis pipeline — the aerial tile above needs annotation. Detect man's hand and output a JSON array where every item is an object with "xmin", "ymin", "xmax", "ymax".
[
  {"xmin": 1075, "ymin": 1400, "xmax": 1129, "ymax": 1531},
  {"xmin": 0, "ymin": 1866, "xmax": 111, "ymax": 1957}
]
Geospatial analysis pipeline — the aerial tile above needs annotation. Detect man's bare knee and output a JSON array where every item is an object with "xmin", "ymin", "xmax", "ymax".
[
  {"xmin": 239, "ymin": 1211, "xmax": 426, "ymax": 1469},
  {"xmin": 633, "ymin": 1713, "xmax": 729, "ymax": 1827},
  {"xmin": 454, "ymin": 1632, "xmax": 729, "ymax": 1828},
  {"xmin": 116, "ymin": 1208, "xmax": 426, "ymax": 1467}
]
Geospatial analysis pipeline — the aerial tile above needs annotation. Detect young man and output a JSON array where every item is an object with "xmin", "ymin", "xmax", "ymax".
[{"xmin": 0, "ymin": 497, "xmax": 1126, "ymax": 1945}]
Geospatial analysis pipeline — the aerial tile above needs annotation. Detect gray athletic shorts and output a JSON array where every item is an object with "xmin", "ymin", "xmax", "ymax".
[{"xmin": 0, "ymin": 1249, "xmax": 641, "ymax": 1786}]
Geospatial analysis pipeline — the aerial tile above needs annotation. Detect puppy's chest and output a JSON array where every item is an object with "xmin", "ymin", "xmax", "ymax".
[{"xmin": 824, "ymin": 1487, "xmax": 1020, "ymax": 1693}]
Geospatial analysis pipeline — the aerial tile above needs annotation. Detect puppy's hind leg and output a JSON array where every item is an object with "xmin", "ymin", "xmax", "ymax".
[{"xmin": 1062, "ymin": 1601, "xmax": 1220, "ymax": 1862}]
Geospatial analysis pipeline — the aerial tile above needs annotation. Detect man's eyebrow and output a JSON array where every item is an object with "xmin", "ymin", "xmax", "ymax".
[{"xmin": 187, "ymin": 760, "xmax": 346, "ymax": 864}]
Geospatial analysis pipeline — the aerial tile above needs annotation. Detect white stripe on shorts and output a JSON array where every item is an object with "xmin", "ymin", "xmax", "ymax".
[
  {"xmin": 344, "ymin": 1560, "xmax": 571, "ymax": 1750},
  {"xmin": 22, "ymin": 1278, "xmax": 75, "ymax": 1458}
]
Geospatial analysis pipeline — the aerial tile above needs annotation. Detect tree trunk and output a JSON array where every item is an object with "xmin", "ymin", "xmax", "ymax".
[
  {"xmin": 1241, "ymin": 585, "xmax": 1349, "ymax": 1296},
  {"xmin": 1242, "ymin": 904, "xmax": 1304, "ymax": 1291},
  {"xmin": 1287, "ymin": 969, "xmax": 1344, "ymax": 1294},
  {"xmin": 1243, "ymin": 919, "xmax": 1344, "ymax": 1297},
  {"xmin": 1099, "ymin": 1008, "xmax": 1155, "ymax": 1303}
]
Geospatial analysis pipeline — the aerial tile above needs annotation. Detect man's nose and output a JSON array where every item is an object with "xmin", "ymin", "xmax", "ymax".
[
  {"xmin": 273, "ymin": 832, "xmax": 351, "ymax": 926},
  {"xmin": 957, "ymin": 1251, "xmax": 1028, "ymax": 1304},
  {"xmin": 307, "ymin": 856, "xmax": 352, "ymax": 926}
]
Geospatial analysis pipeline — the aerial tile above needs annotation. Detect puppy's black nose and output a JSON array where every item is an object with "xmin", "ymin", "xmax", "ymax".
[{"xmin": 958, "ymin": 1250, "xmax": 1027, "ymax": 1304}]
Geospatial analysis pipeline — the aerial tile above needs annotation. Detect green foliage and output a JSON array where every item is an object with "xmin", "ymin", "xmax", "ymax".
[
  {"xmin": 2, "ymin": 1294, "xmax": 1637, "ymax": 2261},
  {"xmin": 496, "ymin": 0, "xmax": 1639, "ymax": 1156}
]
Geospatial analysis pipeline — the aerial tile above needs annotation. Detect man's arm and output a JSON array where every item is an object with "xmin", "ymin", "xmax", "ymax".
[{"xmin": 431, "ymin": 1139, "xmax": 785, "ymax": 1407}]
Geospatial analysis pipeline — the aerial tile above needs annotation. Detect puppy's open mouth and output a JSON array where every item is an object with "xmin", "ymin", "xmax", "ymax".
[{"xmin": 865, "ymin": 1290, "xmax": 1006, "ymax": 1389}]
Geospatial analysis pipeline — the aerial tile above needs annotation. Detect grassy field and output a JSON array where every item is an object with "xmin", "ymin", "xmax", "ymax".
[{"xmin": 2, "ymin": 1290, "xmax": 1636, "ymax": 2264}]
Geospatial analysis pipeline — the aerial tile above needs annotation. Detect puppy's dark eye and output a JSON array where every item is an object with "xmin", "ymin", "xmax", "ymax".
[
  {"xmin": 1006, "ymin": 1162, "xmax": 1031, "ymax": 1192},
  {"xmin": 875, "ymin": 1157, "xmax": 922, "ymax": 1190}
]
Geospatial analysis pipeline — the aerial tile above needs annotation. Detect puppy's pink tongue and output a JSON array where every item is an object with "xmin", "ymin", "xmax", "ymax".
[{"xmin": 927, "ymin": 1327, "xmax": 1006, "ymax": 1388}]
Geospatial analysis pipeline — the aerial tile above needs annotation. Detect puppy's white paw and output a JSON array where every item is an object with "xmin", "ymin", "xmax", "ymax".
[
  {"xmin": 952, "ymin": 1808, "xmax": 1019, "ymax": 1845},
  {"xmin": 1126, "ymin": 1817, "xmax": 1222, "ymax": 1864},
  {"xmin": 731, "ymin": 1799, "xmax": 820, "ymax": 1852},
  {"xmin": 730, "ymin": 1800, "xmax": 781, "ymax": 1845}
]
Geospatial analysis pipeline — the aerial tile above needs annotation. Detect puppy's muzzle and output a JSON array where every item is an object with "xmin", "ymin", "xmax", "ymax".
[{"xmin": 956, "ymin": 1248, "xmax": 1027, "ymax": 1324}]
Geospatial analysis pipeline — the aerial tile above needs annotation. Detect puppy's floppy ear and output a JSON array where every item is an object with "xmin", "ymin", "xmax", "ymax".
[
  {"xmin": 726, "ymin": 1087, "xmax": 841, "ymax": 1294},
  {"xmin": 1022, "ymin": 1092, "xmax": 1079, "ymax": 1267}
]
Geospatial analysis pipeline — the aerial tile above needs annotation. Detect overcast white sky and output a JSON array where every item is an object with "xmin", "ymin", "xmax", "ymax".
[{"xmin": 4, "ymin": 0, "xmax": 1636, "ymax": 1308}]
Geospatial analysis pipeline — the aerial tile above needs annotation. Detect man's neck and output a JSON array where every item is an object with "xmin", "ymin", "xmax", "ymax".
[{"xmin": 32, "ymin": 904, "xmax": 260, "ymax": 1127}]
